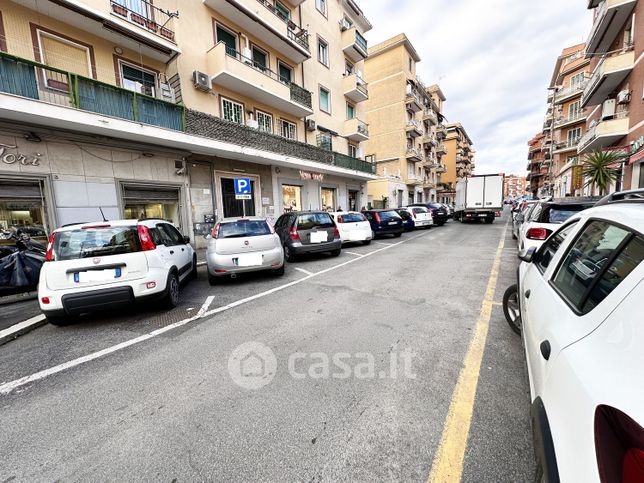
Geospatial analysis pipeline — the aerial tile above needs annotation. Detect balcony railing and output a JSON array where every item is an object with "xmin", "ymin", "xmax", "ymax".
[
  {"xmin": 406, "ymin": 147, "xmax": 423, "ymax": 160},
  {"xmin": 256, "ymin": 0, "xmax": 310, "ymax": 50},
  {"xmin": 554, "ymin": 111, "xmax": 586, "ymax": 127},
  {"xmin": 110, "ymin": 0, "xmax": 177, "ymax": 42},
  {"xmin": 0, "ymin": 52, "xmax": 185, "ymax": 131},
  {"xmin": 406, "ymin": 119, "xmax": 423, "ymax": 132},
  {"xmin": 436, "ymin": 143, "xmax": 446, "ymax": 153},
  {"xmin": 423, "ymin": 108, "xmax": 438, "ymax": 124},
  {"xmin": 554, "ymin": 81, "xmax": 587, "ymax": 102},
  {"xmin": 333, "ymin": 152, "xmax": 375, "ymax": 174}
]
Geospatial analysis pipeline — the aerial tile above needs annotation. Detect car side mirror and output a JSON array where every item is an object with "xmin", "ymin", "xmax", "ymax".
[
  {"xmin": 515, "ymin": 214, "xmax": 525, "ymax": 223},
  {"xmin": 518, "ymin": 246, "xmax": 537, "ymax": 263},
  {"xmin": 183, "ymin": 235, "xmax": 191, "ymax": 244}
]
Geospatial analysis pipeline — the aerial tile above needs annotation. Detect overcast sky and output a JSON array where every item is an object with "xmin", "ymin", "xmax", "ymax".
[{"xmin": 361, "ymin": 0, "xmax": 592, "ymax": 176}]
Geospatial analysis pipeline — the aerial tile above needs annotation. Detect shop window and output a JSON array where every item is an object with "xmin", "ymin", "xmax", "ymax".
[
  {"xmin": 122, "ymin": 185, "xmax": 180, "ymax": 227},
  {"xmin": 321, "ymin": 188, "xmax": 335, "ymax": 211},
  {"xmin": 0, "ymin": 180, "xmax": 48, "ymax": 242},
  {"xmin": 282, "ymin": 185, "xmax": 302, "ymax": 213},
  {"xmin": 120, "ymin": 62, "xmax": 157, "ymax": 97},
  {"xmin": 221, "ymin": 97, "xmax": 244, "ymax": 124}
]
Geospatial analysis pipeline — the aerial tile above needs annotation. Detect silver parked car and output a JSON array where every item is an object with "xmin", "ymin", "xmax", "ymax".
[{"xmin": 206, "ymin": 217, "xmax": 284, "ymax": 284}]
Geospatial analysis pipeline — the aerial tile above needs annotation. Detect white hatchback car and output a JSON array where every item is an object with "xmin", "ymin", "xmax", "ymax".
[
  {"xmin": 206, "ymin": 217, "xmax": 284, "ymax": 284},
  {"xmin": 39, "ymin": 219, "xmax": 196, "ymax": 325},
  {"xmin": 400, "ymin": 206, "xmax": 433, "ymax": 228},
  {"xmin": 329, "ymin": 211, "xmax": 373, "ymax": 244},
  {"xmin": 504, "ymin": 190, "xmax": 644, "ymax": 482}
]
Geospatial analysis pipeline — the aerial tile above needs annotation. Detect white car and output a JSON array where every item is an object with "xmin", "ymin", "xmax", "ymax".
[
  {"xmin": 512, "ymin": 200, "xmax": 539, "ymax": 242},
  {"xmin": 39, "ymin": 219, "xmax": 196, "ymax": 325},
  {"xmin": 206, "ymin": 217, "xmax": 284, "ymax": 284},
  {"xmin": 517, "ymin": 199, "xmax": 596, "ymax": 252},
  {"xmin": 399, "ymin": 206, "xmax": 433, "ymax": 228},
  {"xmin": 329, "ymin": 212, "xmax": 373, "ymax": 244},
  {"xmin": 504, "ymin": 190, "xmax": 644, "ymax": 481}
]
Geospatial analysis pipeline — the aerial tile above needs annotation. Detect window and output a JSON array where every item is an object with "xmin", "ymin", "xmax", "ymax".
[
  {"xmin": 409, "ymin": 57, "xmax": 413, "ymax": 71},
  {"xmin": 567, "ymin": 127, "xmax": 582, "ymax": 146},
  {"xmin": 537, "ymin": 222, "xmax": 578, "ymax": 273},
  {"xmin": 274, "ymin": 1, "xmax": 290, "ymax": 21},
  {"xmin": 256, "ymin": 110, "xmax": 273, "ymax": 133},
  {"xmin": 38, "ymin": 31, "xmax": 91, "ymax": 89},
  {"xmin": 552, "ymin": 221, "xmax": 634, "ymax": 312},
  {"xmin": 319, "ymin": 87, "xmax": 330, "ymax": 113},
  {"xmin": 348, "ymin": 144, "xmax": 357, "ymax": 158},
  {"xmin": 221, "ymin": 98, "xmax": 244, "ymax": 124},
  {"xmin": 215, "ymin": 23, "xmax": 238, "ymax": 56},
  {"xmin": 315, "ymin": 0, "xmax": 327, "ymax": 16},
  {"xmin": 346, "ymin": 102, "xmax": 355, "ymax": 119},
  {"xmin": 282, "ymin": 185, "xmax": 302, "ymax": 212},
  {"xmin": 157, "ymin": 223, "xmax": 185, "ymax": 246},
  {"xmin": 570, "ymin": 72, "xmax": 585, "ymax": 88},
  {"xmin": 345, "ymin": 60, "xmax": 354, "ymax": 76},
  {"xmin": 318, "ymin": 38, "xmax": 329, "ymax": 67},
  {"xmin": 113, "ymin": 0, "xmax": 151, "ymax": 17},
  {"xmin": 251, "ymin": 45, "xmax": 268, "ymax": 72},
  {"xmin": 280, "ymin": 119, "xmax": 297, "ymax": 140},
  {"xmin": 52, "ymin": 226, "xmax": 141, "ymax": 261},
  {"xmin": 278, "ymin": 61, "xmax": 292, "ymax": 84},
  {"xmin": 321, "ymin": 188, "xmax": 336, "ymax": 211},
  {"xmin": 120, "ymin": 62, "xmax": 157, "ymax": 97},
  {"xmin": 568, "ymin": 100, "xmax": 581, "ymax": 119}
]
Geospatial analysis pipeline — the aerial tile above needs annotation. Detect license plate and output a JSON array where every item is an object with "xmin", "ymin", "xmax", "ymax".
[
  {"xmin": 388, "ymin": 221, "xmax": 398, "ymax": 225},
  {"xmin": 478, "ymin": 214, "xmax": 487, "ymax": 217},
  {"xmin": 75, "ymin": 268, "xmax": 121, "ymax": 283},
  {"xmin": 236, "ymin": 253, "xmax": 263, "ymax": 267},
  {"xmin": 310, "ymin": 231, "xmax": 328, "ymax": 243}
]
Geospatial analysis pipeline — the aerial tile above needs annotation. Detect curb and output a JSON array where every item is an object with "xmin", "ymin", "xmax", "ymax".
[
  {"xmin": 0, "ymin": 291, "xmax": 38, "ymax": 306},
  {"xmin": 0, "ymin": 314, "xmax": 47, "ymax": 346}
]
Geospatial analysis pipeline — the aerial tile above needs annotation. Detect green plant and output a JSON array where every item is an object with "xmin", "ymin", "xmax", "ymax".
[{"xmin": 582, "ymin": 149, "xmax": 621, "ymax": 196}]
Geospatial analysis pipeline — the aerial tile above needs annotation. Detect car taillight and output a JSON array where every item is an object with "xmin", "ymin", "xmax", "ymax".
[
  {"xmin": 289, "ymin": 226, "xmax": 300, "ymax": 241},
  {"xmin": 211, "ymin": 223, "xmax": 220, "ymax": 239},
  {"xmin": 374, "ymin": 212, "xmax": 381, "ymax": 223},
  {"xmin": 337, "ymin": 215, "xmax": 343, "ymax": 224},
  {"xmin": 45, "ymin": 232, "xmax": 57, "ymax": 262},
  {"xmin": 526, "ymin": 228, "xmax": 551, "ymax": 240},
  {"xmin": 137, "ymin": 225, "xmax": 156, "ymax": 251},
  {"xmin": 595, "ymin": 405, "xmax": 644, "ymax": 483},
  {"xmin": 333, "ymin": 227, "xmax": 340, "ymax": 238}
]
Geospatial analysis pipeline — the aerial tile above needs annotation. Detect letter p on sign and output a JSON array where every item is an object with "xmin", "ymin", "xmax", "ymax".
[{"xmin": 234, "ymin": 178, "xmax": 251, "ymax": 195}]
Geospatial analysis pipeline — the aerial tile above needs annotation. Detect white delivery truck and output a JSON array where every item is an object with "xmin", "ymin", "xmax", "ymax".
[{"xmin": 454, "ymin": 174, "xmax": 504, "ymax": 224}]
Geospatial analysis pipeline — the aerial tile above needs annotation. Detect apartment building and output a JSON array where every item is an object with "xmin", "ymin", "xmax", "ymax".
[
  {"xmin": 0, "ymin": 0, "xmax": 376, "ymax": 247},
  {"xmin": 526, "ymin": 131, "xmax": 548, "ymax": 197},
  {"xmin": 543, "ymin": 43, "xmax": 591, "ymax": 197},
  {"xmin": 362, "ymin": 34, "xmax": 445, "ymax": 208},
  {"xmin": 441, "ymin": 123, "xmax": 475, "ymax": 203},
  {"xmin": 504, "ymin": 174, "xmax": 527, "ymax": 199},
  {"xmin": 579, "ymin": 0, "xmax": 643, "ymax": 190}
]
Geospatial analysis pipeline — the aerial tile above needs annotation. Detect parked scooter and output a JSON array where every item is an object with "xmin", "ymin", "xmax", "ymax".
[{"xmin": 0, "ymin": 232, "xmax": 46, "ymax": 295}]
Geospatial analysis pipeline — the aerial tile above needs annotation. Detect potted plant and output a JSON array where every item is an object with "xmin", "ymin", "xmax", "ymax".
[
  {"xmin": 111, "ymin": 3, "xmax": 128, "ymax": 16},
  {"xmin": 160, "ymin": 27, "xmax": 174, "ymax": 41},
  {"xmin": 131, "ymin": 13, "xmax": 146, "ymax": 26},
  {"xmin": 144, "ymin": 19, "xmax": 158, "ymax": 32}
]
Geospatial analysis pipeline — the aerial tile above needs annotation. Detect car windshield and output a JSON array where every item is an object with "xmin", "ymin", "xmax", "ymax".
[
  {"xmin": 218, "ymin": 221, "xmax": 272, "ymax": 238},
  {"xmin": 340, "ymin": 213, "xmax": 366, "ymax": 223},
  {"xmin": 547, "ymin": 206, "xmax": 590, "ymax": 223},
  {"xmin": 53, "ymin": 226, "xmax": 141, "ymax": 260},
  {"xmin": 379, "ymin": 211, "xmax": 401, "ymax": 221},
  {"xmin": 297, "ymin": 213, "xmax": 334, "ymax": 230}
]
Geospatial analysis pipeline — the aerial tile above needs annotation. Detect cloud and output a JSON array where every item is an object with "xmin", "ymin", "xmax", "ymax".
[{"xmin": 361, "ymin": 0, "xmax": 592, "ymax": 176}]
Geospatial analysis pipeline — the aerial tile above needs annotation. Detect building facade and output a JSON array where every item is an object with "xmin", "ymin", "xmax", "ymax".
[
  {"xmin": 526, "ymin": 131, "xmax": 548, "ymax": 197},
  {"xmin": 504, "ymin": 174, "xmax": 527, "ymax": 199},
  {"xmin": 441, "ymin": 123, "xmax": 475, "ymax": 203},
  {"xmin": 0, "ymin": 0, "xmax": 377, "ymax": 248},
  {"xmin": 579, "ymin": 0, "xmax": 643, "ymax": 190},
  {"xmin": 362, "ymin": 34, "xmax": 446, "ymax": 208}
]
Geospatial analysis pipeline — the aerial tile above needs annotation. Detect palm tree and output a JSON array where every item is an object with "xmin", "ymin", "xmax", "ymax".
[{"xmin": 582, "ymin": 149, "xmax": 621, "ymax": 196}]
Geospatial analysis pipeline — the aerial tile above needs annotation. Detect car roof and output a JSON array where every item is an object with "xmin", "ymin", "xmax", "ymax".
[
  {"xmin": 365, "ymin": 208, "xmax": 396, "ymax": 212},
  {"xmin": 570, "ymin": 204, "xmax": 644, "ymax": 234},
  {"xmin": 56, "ymin": 219, "xmax": 160, "ymax": 232},
  {"xmin": 219, "ymin": 216, "xmax": 267, "ymax": 223},
  {"xmin": 286, "ymin": 211, "xmax": 331, "ymax": 216},
  {"xmin": 329, "ymin": 211, "xmax": 362, "ymax": 215}
]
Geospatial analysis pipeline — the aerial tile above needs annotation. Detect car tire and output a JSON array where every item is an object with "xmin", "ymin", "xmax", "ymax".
[
  {"xmin": 362, "ymin": 240, "xmax": 372, "ymax": 246},
  {"xmin": 394, "ymin": 232, "xmax": 403, "ymax": 238},
  {"xmin": 502, "ymin": 284, "xmax": 521, "ymax": 335},
  {"xmin": 330, "ymin": 249, "xmax": 341, "ymax": 257},
  {"xmin": 273, "ymin": 265, "xmax": 285, "ymax": 276},
  {"xmin": 485, "ymin": 218, "xmax": 494, "ymax": 224},
  {"xmin": 46, "ymin": 314, "xmax": 77, "ymax": 327},
  {"xmin": 208, "ymin": 271, "xmax": 218, "ymax": 286},
  {"xmin": 163, "ymin": 273, "xmax": 180, "ymax": 308},
  {"xmin": 284, "ymin": 245, "xmax": 297, "ymax": 263},
  {"xmin": 437, "ymin": 221, "xmax": 446, "ymax": 226}
]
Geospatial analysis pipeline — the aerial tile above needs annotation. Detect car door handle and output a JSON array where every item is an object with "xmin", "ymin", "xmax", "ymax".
[
  {"xmin": 540, "ymin": 340, "xmax": 551, "ymax": 360},
  {"xmin": 525, "ymin": 289, "xmax": 531, "ymax": 299},
  {"xmin": 169, "ymin": 250, "xmax": 174, "ymax": 255},
  {"xmin": 181, "ymin": 248, "xmax": 185, "ymax": 252}
]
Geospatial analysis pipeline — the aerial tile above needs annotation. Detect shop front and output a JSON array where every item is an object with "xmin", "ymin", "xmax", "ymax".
[{"xmin": 0, "ymin": 177, "xmax": 52, "ymax": 244}]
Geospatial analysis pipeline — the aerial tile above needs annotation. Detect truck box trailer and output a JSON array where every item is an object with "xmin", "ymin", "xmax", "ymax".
[{"xmin": 454, "ymin": 174, "xmax": 504, "ymax": 223}]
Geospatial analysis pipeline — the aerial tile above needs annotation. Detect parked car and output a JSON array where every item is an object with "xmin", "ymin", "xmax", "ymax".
[
  {"xmin": 516, "ymin": 198, "xmax": 597, "ymax": 252},
  {"xmin": 274, "ymin": 211, "xmax": 342, "ymax": 262},
  {"xmin": 502, "ymin": 190, "xmax": 644, "ymax": 481},
  {"xmin": 329, "ymin": 211, "xmax": 373, "ymax": 245},
  {"xmin": 206, "ymin": 217, "xmax": 284, "ymax": 284},
  {"xmin": 38, "ymin": 219, "xmax": 196, "ymax": 325},
  {"xmin": 395, "ymin": 209, "xmax": 416, "ymax": 232},
  {"xmin": 441, "ymin": 204, "xmax": 454, "ymax": 219},
  {"xmin": 397, "ymin": 207, "xmax": 433, "ymax": 229},
  {"xmin": 409, "ymin": 203, "xmax": 448, "ymax": 226},
  {"xmin": 512, "ymin": 200, "xmax": 539, "ymax": 241},
  {"xmin": 363, "ymin": 209, "xmax": 404, "ymax": 237}
]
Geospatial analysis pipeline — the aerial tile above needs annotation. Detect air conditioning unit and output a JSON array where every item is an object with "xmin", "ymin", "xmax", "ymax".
[
  {"xmin": 617, "ymin": 89, "xmax": 631, "ymax": 104},
  {"xmin": 601, "ymin": 99, "xmax": 616, "ymax": 119},
  {"xmin": 192, "ymin": 71, "xmax": 212, "ymax": 92},
  {"xmin": 158, "ymin": 82, "xmax": 175, "ymax": 103},
  {"xmin": 247, "ymin": 119, "xmax": 259, "ymax": 129},
  {"xmin": 339, "ymin": 18, "xmax": 351, "ymax": 31},
  {"xmin": 305, "ymin": 119, "xmax": 317, "ymax": 131}
]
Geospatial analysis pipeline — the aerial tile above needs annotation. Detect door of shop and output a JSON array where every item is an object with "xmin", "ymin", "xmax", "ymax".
[
  {"xmin": 121, "ymin": 184, "xmax": 182, "ymax": 229},
  {"xmin": 221, "ymin": 178, "xmax": 256, "ymax": 218},
  {"xmin": 348, "ymin": 190, "xmax": 359, "ymax": 211},
  {"xmin": 0, "ymin": 179, "xmax": 49, "ymax": 242}
]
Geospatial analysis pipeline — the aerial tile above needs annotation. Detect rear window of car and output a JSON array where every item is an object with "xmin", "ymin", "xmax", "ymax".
[
  {"xmin": 53, "ymin": 226, "xmax": 140, "ymax": 261},
  {"xmin": 428, "ymin": 203, "xmax": 443, "ymax": 210},
  {"xmin": 339, "ymin": 213, "xmax": 365, "ymax": 223},
  {"xmin": 412, "ymin": 207, "xmax": 428, "ymax": 214},
  {"xmin": 218, "ymin": 220, "xmax": 272, "ymax": 239},
  {"xmin": 297, "ymin": 213, "xmax": 334, "ymax": 230},
  {"xmin": 396, "ymin": 210, "xmax": 412, "ymax": 220},
  {"xmin": 379, "ymin": 211, "xmax": 401, "ymax": 221},
  {"xmin": 545, "ymin": 205, "xmax": 592, "ymax": 224}
]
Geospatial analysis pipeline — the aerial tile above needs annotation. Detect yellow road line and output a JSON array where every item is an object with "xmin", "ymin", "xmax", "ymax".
[{"xmin": 427, "ymin": 222, "xmax": 508, "ymax": 483}]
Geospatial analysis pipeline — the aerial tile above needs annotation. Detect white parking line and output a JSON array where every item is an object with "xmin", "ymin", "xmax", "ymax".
[
  {"xmin": 343, "ymin": 251, "xmax": 364, "ymax": 257},
  {"xmin": 373, "ymin": 241, "xmax": 393, "ymax": 246},
  {"xmin": 294, "ymin": 267, "xmax": 315, "ymax": 276},
  {"xmin": 197, "ymin": 296, "xmax": 215, "ymax": 317},
  {"xmin": 0, "ymin": 231, "xmax": 431, "ymax": 396}
]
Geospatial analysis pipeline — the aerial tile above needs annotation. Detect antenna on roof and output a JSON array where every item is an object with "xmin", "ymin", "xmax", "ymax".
[{"xmin": 98, "ymin": 207, "xmax": 108, "ymax": 222}]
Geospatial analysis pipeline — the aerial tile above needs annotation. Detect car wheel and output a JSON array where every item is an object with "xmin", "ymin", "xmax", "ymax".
[
  {"xmin": 163, "ymin": 273, "xmax": 180, "ymax": 308},
  {"xmin": 208, "ymin": 271, "xmax": 218, "ymax": 286},
  {"xmin": 394, "ymin": 232, "xmax": 402, "ymax": 238},
  {"xmin": 46, "ymin": 314, "xmax": 77, "ymax": 327},
  {"xmin": 485, "ymin": 218, "xmax": 494, "ymax": 224},
  {"xmin": 330, "ymin": 249, "xmax": 341, "ymax": 257},
  {"xmin": 284, "ymin": 245, "xmax": 297, "ymax": 263},
  {"xmin": 438, "ymin": 221, "xmax": 446, "ymax": 226},
  {"xmin": 272, "ymin": 265, "xmax": 285, "ymax": 276},
  {"xmin": 502, "ymin": 284, "xmax": 521, "ymax": 335},
  {"xmin": 362, "ymin": 240, "xmax": 372, "ymax": 246}
]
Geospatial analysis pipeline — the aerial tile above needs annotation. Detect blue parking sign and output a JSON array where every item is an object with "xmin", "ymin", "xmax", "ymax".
[{"xmin": 234, "ymin": 178, "xmax": 251, "ymax": 195}]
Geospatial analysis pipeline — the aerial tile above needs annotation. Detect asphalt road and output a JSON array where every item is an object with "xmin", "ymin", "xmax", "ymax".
[{"xmin": 0, "ymin": 209, "xmax": 534, "ymax": 481}]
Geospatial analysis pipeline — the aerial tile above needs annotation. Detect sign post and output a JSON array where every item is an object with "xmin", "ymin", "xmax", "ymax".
[{"xmin": 234, "ymin": 178, "xmax": 252, "ymax": 217}]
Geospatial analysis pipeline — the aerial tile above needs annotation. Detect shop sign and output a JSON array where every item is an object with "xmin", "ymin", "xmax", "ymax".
[
  {"xmin": 299, "ymin": 170, "xmax": 324, "ymax": 182},
  {"xmin": 630, "ymin": 135, "xmax": 644, "ymax": 153},
  {"xmin": 0, "ymin": 143, "xmax": 41, "ymax": 166},
  {"xmin": 571, "ymin": 165, "xmax": 584, "ymax": 191}
]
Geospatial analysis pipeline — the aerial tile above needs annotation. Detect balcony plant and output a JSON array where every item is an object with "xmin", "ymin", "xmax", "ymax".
[
  {"xmin": 582, "ymin": 149, "xmax": 621, "ymax": 196},
  {"xmin": 145, "ymin": 19, "xmax": 159, "ymax": 32},
  {"xmin": 130, "ymin": 13, "xmax": 146, "ymax": 25},
  {"xmin": 112, "ymin": 3, "xmax": 128, "ymax": 17},
  {"xmin": 160, "ymin": 27, "xmax": 175, "ymax": 41}
]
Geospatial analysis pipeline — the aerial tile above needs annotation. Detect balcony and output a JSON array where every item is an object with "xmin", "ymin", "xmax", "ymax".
[
  {"xmin": 0, "ymin": 52, "xmax": 184, "ymax": 131},
  {"xmin": 207, "ymin": 43, "xmax": 313, "ymax": 117},
  {"xmin": 343, "ymin": 73, "xmax": 369, "ymax": 103},
  {"xmin": 406, "ymin": 119, "xmax": 423, "ymax": 138},
  {"xmin": 582, "ymin": 50, "xmax": 635, "ymax": 107},
  {"xmin": 405, "ymin": 87, "xmax": 422, "ymax": 113},
  {"xmin": 586, "ymin": 0, "xmax": 637, "ymax": 55},
  {"xmin": 203, "ymin": 0, "xmax": 311, "ymax": 63},
  {"xmin": 436, "ymin": 165, "xmax": 447, "ymax": 174},
  {"xmin": 422, "ymin": 180, "xmax": 436, "ymax": 189},
  {"xmin": 423, "ymin": 108, "xmax": 438, "ymax": 125},
  {"xmin": 436, "ymin": 124, "xmax": 447, "ymax": 139},
  {"xmin": 554, "ymin": 81, "xmax": 587, "ymax": 104},
  {"xmin": 554, "ymin": 112, "xmax": 587, "ymax": 129},
  {"xmin": 404, "ymin": 175, "xmax": 422, "ymax": 186},
  {"xmin": 406, "ymin": 147, "xmax": 423, "ymax": 162},
  {"xmin": 332, "ymin": 153, "xmax": 375, "ymax": 174},
  {"xmin": 436, "ymin": 143, "xmax": 446, "ymax": 155},
  {"xmin": 577, "ymin": 114, "xmax": 629, "ymax": 153},
  {"xmin": 10, "ymin": 0, "xmax": 180, "ymax": 62},
  {"xmin": 344, "ymin": 118, "xmax": 369, "ymax": 142},
  {"xmin": 422, "ymin": 134, "xmax": 437, "ymax": 147},
  {"xmin": 341, "ymin": 27, "xmax": 368, "ymax": 62}
]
